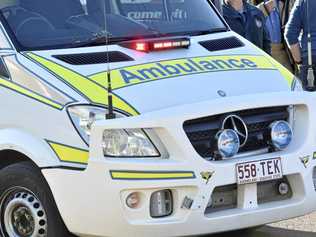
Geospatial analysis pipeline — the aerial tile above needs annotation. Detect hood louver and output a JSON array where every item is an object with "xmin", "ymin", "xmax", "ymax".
[
  {"xmin": 199, "ymin": 37, "xmax": 244, "ymax": 52},
  {"xmin": 53, "ymin": 51, "xmax": 134, "ymax": 65}
]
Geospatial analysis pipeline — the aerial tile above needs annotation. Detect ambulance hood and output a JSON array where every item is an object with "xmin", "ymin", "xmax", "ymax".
[{"xmin": 25, "ymin": 33, "xmax": 293, "ymax": 115}]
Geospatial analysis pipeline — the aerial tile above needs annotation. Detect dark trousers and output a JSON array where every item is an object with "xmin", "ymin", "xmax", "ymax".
[{"xmin": 300, "ymin": 57, "xmax": 316, "ymax": 91}]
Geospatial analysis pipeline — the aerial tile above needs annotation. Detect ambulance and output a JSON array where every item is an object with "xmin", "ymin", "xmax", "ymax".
[{"xmin": 0, "ymin": 0, "xmax": 315, "ymax": 236}]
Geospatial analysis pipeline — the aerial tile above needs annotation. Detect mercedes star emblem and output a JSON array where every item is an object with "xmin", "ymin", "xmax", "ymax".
[{"xmin": 222, "ymin": 115, "xmax": 248, "ymax": 147}]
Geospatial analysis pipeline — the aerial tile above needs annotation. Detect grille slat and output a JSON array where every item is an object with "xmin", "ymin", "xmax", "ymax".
[
  {"xmin": 199, "ymin": 36, "xmax": 244, "ymax": 52},
  {"xmin": 53, "ymin": 51, "xmax": 134, "ymax": 65},
  {"xmin": 184, "ymin": 106, "xmax": 289, "ymax": 159}
]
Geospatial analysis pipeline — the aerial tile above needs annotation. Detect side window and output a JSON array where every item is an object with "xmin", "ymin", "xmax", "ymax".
[
  {"xmin": 0, "ymin": 57, "xmax": 10, "ymax": 80},
  {"xmin": 0, "ymin": 26, "xmax": 12, "ymax": 80},
  {"xmin": 0, "ymin": 25, "xmax": 12, "ymax": 50}
]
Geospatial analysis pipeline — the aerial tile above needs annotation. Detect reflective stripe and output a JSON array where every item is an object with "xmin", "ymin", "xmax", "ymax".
[
  {"xmin": 27, "ymin": 53, "xmax": 139, "ymax": 116},
  {"xmin": 7, "ymin": 55, "xmax": 74, "ymax": 106},
  {"xmin": 110, "ymin": 170, "xmax": 196, "ymax": 180},
  {"xmin": 48, "ymin": 141, "xmax": 89, "ymax": 164},
  {"xmin": 89, "ymin": 55, "xmax": 277, "ymax": 90},
  {"xmin": 264, "ymin": 53, "xmax": 294, "ymax": 87},
  {"xmin": 0, "ymin": 77, "xmax": 63, "ymax": 109}
]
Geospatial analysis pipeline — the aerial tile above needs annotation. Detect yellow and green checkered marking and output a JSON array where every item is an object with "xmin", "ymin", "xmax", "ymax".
[{"xmin": 110, "ymin": 170, "xmax": 196, "ymax": 180}]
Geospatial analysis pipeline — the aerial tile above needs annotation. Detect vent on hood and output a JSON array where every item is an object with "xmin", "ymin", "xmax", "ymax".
[
  {"xmin": 199, "ymin": 37, "xmax": 244, "ymax": 52},
  {"xmin": 53, "ymin": 51, "xmax": 134, "ymax": 65}
]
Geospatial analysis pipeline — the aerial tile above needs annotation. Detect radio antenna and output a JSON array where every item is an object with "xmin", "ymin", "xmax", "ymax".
[
  {"xmin": 102, "ymin": 0, "xmax": 116, "ymax": 119},
  {"xmin": 306, "ymin": 0, "xmax": 315, "ymax": 91}
]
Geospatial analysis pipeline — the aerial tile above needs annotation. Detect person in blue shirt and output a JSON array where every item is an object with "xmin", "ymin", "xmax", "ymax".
[
  {"xmin": 285, "ymin": 0, "xmax": 316, "ymax": 89},
  {"xmin": 253, "ymin": 0, "xmax": 295, "ymax": 72},
  {"xmin": 223, "ymin": 0, "xmax": 271, "ymax": 54}
]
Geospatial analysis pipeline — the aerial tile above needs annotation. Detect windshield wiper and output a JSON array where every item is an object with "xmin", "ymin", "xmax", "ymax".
[
  {"xmin": 69, "ymin": 32, "xmax": 163, "ymax": 48},
  {"xmin": 69, "ymin": 27, "xmax": 228, "ymax": 49},
  {"xmin": 187, "ymin": 27, "xmax": 228, "ymax": 36},
  {"xmin": 69, "ymin": 31, "xmax": 161, "ymax": 48},
  {"xmin": 69, "ymin": 33, "xmax": 112, "ymax": 48}
]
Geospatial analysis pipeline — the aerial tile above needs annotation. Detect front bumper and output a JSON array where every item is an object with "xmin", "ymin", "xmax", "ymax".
[{"xmin": 43, "ymin": 92, "xmax": 316, "ymax": 237}]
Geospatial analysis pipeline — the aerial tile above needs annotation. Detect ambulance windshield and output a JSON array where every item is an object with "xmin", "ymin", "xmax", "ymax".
[{"xmin": 0, "ymin": 0, "xmax": 227, "ymax": 50}]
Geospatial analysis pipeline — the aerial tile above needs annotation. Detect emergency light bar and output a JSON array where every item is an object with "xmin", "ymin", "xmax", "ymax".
[{"xmin": 120, "ymin": 37, "xmax": 191, "ymax": 52}]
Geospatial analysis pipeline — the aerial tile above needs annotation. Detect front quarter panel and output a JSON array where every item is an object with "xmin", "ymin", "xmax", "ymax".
[{"xmin": 0, "ymin": 128, "xmax": 58, "ymax": 167}]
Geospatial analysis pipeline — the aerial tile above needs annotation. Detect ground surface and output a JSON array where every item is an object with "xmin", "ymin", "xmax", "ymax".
[
  {"xmin": 71, "ymin": 213, "xmax": 316, "ymax": 237},
  {"xmin": 206, "ymin": 212, "xmax": 316, "ymax": 237}
]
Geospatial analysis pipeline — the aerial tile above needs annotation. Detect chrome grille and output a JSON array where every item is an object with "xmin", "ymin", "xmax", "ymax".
[{"xmin": 183, "ymin": 106, "xmax": 289, "ymax": 159}]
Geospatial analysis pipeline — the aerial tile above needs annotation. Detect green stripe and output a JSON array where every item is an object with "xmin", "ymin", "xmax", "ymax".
[
  {"xmin": 264, "ymin": 53, "xmax": 294, "ymax": 87},
  {"xmin": 0, "ymin": 77, "xmax": 63, "ymax": 109},
  {"xmin": 110, "ymin": 170, "xmax": 196, "ymax": 180},
  {"xmin": 26, "ymin": 53, "xmax": 139, "ymax": 116}
]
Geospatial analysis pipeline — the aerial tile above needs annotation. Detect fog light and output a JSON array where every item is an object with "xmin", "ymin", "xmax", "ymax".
[
  {"xmin": 150, "ymin": 190, "xmax": 173, "ymax": 218},
  {"xmin": 217, "ymin": 129, "xmax": 240, "ymax": 158},
  {"xmin": 270, "ymin": 121, "xmax": 292, "ymax": 151},
  {"xmin": 126, "ymin": 192, "xmax": 141, "ymax": 209},
  {"xmin": 278, "ymin": 182, "xmax": 289, "ymax": 195}
]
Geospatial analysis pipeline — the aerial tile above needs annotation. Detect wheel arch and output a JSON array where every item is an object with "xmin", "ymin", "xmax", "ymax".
[
  {"xmin": 0, "ymin": 149, "xmax": 37, "ymax": 170},
  {"xmin": 0, "ymin": 128, "xmax": 60, "ymax": 168},
  {"xmin": 0, "ymin": 130, "xmax": 78, "ymax": 236}
]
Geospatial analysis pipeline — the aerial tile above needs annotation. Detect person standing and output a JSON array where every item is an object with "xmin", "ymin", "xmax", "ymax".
[
  {"xmin": 250, "ymin": 0, "xmax": 295, "ymax": 22},
  {"xmin": 223, "ymin": 0, "xmax": 271, "ymax": 54},
  {"xmin": 255, "ymin": 0, "xmax": 295, "ymax": 72},
  {"xmin": 285, "ymin": 0, "xmax": 316, "ymax": 90}
]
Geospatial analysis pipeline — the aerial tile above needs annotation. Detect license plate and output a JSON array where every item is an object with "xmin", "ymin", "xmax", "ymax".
[{"xmin": 236, "ymin": 158, "xmax": 283, "ymax": 185}]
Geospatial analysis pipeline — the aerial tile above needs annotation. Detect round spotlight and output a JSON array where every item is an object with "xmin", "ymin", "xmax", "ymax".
[
  {"xmin": 126, "ymin": 192, "xmax": 141, "ymax": 209},
  {"xmin": 270, "ymin": 121, "xmax": 293, "ymax": 151},
  {"xmin": 278, "ymin": 182, "xmax": 290, "ymax": 195},
  {"xmin": 217, "ymin": 129, "xmax": 240, "ymax": 158}
]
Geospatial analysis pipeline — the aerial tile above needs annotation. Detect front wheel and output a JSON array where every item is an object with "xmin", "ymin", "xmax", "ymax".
[{"xmin": 0, "ymin": 162, "xmax": 70, "ymax": 237}]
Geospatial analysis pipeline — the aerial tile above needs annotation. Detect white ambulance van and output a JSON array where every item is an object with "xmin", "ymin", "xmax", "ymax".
[{"xmin": 0, "ymin": 0, "xmax": 314, "ymax": 236}]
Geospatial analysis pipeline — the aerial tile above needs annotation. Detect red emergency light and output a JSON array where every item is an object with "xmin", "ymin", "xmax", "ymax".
[
  {"xmin": 120, "ymin": 37, "xmax": 191, "ymax": 52},
  {"xmin": 135, "ymin": 42, "xmax": 149, "ymax": 52}
]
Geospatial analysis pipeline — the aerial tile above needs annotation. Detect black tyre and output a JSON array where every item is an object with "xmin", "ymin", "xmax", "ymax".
[{"xmin": 0, "ymin": 161, "xmax": 70, "ymax": 237}]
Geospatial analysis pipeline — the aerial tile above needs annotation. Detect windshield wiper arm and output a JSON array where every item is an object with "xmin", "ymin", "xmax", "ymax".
[
  {"xmin": 69, "ymin": 32, "xmax": 161, "ymax": 48},
  {"xmin": 187, "ymin": 27, "xmax": 228, "ymax": 36},
  {"xmin": 69, "ymin": 27, "xmax": 228, "ymax": 49},
  {"xmin": 69, "ymin": 33, "xmax": 112, "ymax": 48},
  {"xmin": 70, "ymin": 32, "xmax": 163, "ymax": 48}
]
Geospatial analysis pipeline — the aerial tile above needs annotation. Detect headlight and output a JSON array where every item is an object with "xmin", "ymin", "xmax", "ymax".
[
  {"xmin": 67, "ymin": 105, "xmax": 122, "ymax": 144},
  {"xmin": 102, "ymin": 129, "xmax": 160, "ymax": 157},
  {"xmin": 291, "ymin": 77, "xmax": 303, "ymax": 91},
  {"xmin": 67, "ymin": 105, "xmax": 160, "ymax": 157}
]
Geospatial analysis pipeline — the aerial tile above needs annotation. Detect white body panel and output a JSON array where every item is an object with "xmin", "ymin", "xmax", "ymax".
[
  {"xmin": 0, "ymin": 10, "xmax": 314, "ymax": 236},
  {"xmin": 43, "ymin": 92, "xmax": 316, "ymax": 237}
]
